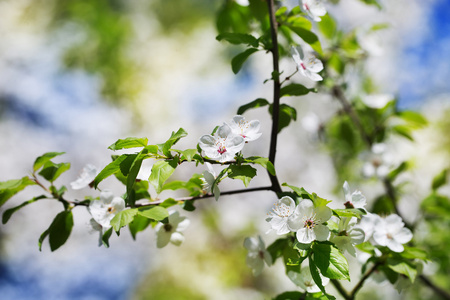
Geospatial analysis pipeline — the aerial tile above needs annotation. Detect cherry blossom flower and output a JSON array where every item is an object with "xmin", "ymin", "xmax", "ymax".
[
  {"xmin": 227, "ymin": 115, "xmax": 262, "ymax": 142},
  {"xmin": 244, "ymin": 236, "xmax": 272, "ymax": 276},
  {"xmin": 266, "ymin": 196, "xmax": 298, "ymax": 235},
  {"xmin": 373, "ymin": 214, "xmax": 413, "ymax": 252},
  {"xmin": 201, "ymin": 162, "xmax": 220, "ymax": 201},
  {"xmin": 330, "ymin": 217, "xmax": 365, "ymax": 257},
  {"xmin": 199, "ymin": 123, "xmax": 245, "ymax": 163},
  {"xmin": 302, "ymin": 0, "xmax": 327, "ymax": 22},
  {"xmin": 361, "ymin": 143, "xmax": 393, "ymax": 178},
  {"xmin": 155, "ymin": 210, "xmax": 190, "ymax": 248},
  {"xmin": 288, "ymin": 266, "xmax": 329, "ymax": 293},
  {"xmin": 357, "ymin": 212, "xmax": 381, "ymax": 242},
  {"xmin": 362, "ymin": 94, "xmax": 393, "ymax": 109},
  {"xmin": 342, "ymin": 181, "xmax": 367, "ymax": 209},
  {"xmin": 87, "ymin": 218, "xmax": 103, "ymax": 246},
  {"xmin": 289, "ymin": 199, "xmax": 331, "ymax": 244},
  {"xmin": 292, "ymin": 47, "xmax": 323, "ymax": 81},
  {"xmin": 89, "ymin": 190, "xmax": 125, "ymax": 229},
  {"xmin": 70, "ymin": 164, "xmax": 98, "ymax": 190}
]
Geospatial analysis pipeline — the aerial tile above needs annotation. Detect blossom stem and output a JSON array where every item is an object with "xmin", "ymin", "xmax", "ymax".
[
  {"xmin": 267, "ymin": 0, "xmax": 282, "ymax": 193},
  {"xmin": 349, "ymin": 262, "xmax": 381, "ymax": 299},
  {"xmin": 330, "ymin": 279, "xmax": 350, "ymax": 300}
]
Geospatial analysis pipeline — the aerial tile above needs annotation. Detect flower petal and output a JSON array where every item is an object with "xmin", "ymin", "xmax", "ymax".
[
  {"xmin": 170, "ymin": 232, "xmax": 185, "ymax": 246},
  {"xmin": 156, "ymin": 229, "xmax": 172, "ymax": 248},
  {"xmin": 314, "ymin": 224, "xmax": 330, "ymax": 241},
  {"xmin": 296, "ymin": 227, "xmax": 315, "ymax": 244},
  {"xmin": 394, "ymin": 227, "xmax": 413, "ymax": 244}
]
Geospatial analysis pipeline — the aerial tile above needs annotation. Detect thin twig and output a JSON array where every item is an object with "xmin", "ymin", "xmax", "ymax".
[
  {"xmin": 349, "ymin": 262, "xmax": 381, "ymax": 299},
  {"xmin": 267, "ymin": 0, "xmax": 282, "ymax": 193},
  {"xmin": 134, "ymin": 186, "xmax": 274, "ymax": 207},
  {"xmin": 419, "ymin": 275, "xmax": 450, "ymax": 300},
  {"xmin": 331, "ymin": 279, "xmax": 351, "ymax": 300}
]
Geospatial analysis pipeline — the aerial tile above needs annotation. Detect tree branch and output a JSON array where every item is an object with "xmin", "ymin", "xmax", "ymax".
[
  {"xmin": 349, "ymin": 262, "xmax": 381, "ymax": 299},
  {"xmin": 267, "ymin": 0, "xmax": 282, "ymax": 193},
  {"xmin": 420, "ymin": 274, "xmax": 450, "ymax": 300},
  {"xmin": 331, "ymin": 279, "xmax": 351, "ymax": 300}
]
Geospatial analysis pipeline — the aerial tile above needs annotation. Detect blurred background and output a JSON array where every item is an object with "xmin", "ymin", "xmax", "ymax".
[{"xmin": 0, "ymin": 0, "xmax": 449, "ymax": 299}]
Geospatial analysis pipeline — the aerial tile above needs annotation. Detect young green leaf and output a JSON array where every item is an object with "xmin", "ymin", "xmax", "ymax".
[
  {"xmin": 49, "ymin": 211, "xmax": 74, "ymax": 251},
  {"xmin": 93, "ymin": 154, "xmax": 130, "ymax": 188},
  {"xmin": 312, "ymin": 242, "xmax": 350, "ymax": 280},
  {"xmin": 110, "ymin": 208, "xmax": 138, "ymax": 232},
  {"xmin": 33, "ymin": 152, "xmax": 65, "ymax": 172},
  {"xmin": 231, "ymin": 48, "xmax": 259, "ymax": 74},
  {"xmin": 148, "ymin": 159, "xmax": 178, "ymax": 194},
  {"xmin": 237, "ymin": 98, "xmax": 269, "ymax": 115},
  {"xmin": 431, "ymin": 169, "xmax": 448, "ymax": 191},
  {"xmin": 227, "ymin": 165, "xmax": 257, "ymax": 187},
  {"xmin": 309, "ymin": 256, "xmax": 335, "ymax": 300},
  {"xmin": 387, "ymin": 258, "xmax": 417, "ymax": 282},
  {"xmin": 138, "ymin": 206, "xmax": 169, "ymax": 221},
  {"xmin": 0, "ymin": 177, "xmax": 36, "ymax": 207},
  {"xmin": 108, "ymin": 137, "xmax": 148, "ymax": 151},
  {"xmin": 38, "ymin": 228, "xmax": 50, "ymax": 252},
  {"xmin": 128, "ymin": 214, "xmax": 152, "ymax": 240},
  {"xmin": 38, "ymin": 161, "xmax": 71, "ymax": 183},
  {"xmin": 245, "ymin": 156, "xmax": 276, "ymax": 176},
  {"xmin": 2, "ymin": 195, "xmax": 46, "ymax": 224},
  {"xmin": 102, "ymin": 227, "xmax": 113, "ymax": 247},
  {"xmin": 216, "ymin": 32, "xmax": 259, "ymax": 47},
  {"xmin": 280, "ymin": 84, "xmax": 316, "ymax": 97}
]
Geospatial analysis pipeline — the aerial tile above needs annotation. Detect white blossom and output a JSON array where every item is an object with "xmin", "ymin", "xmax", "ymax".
[
  {"xmin": 362, "ymin": 94, "xmax": 393, "ymax": 109},
  {"xmin": 342, "ymin": 181, "xmax": 367, "ymax": 209},
  {"xmin": 70, "ymin": 164, "xmax": 98, "ymax": 190},
  {"xmin": 201, "ymin": 162, "xmax": 220, "ymax": 201},
  {"xmin": 361, "ymin": 143, "xmax": 393, "ymax": 178},
  {"xmin": 288, "ymin": 266, "xmax": 329, "ymax": 293},
  {"xmin": 373, "ymin": 214, "xmax": 413, "ymax": 252},
  {"xmin": 289, "ymin": 199, "xmax": 331, "ymax": 244},
  {"xmin": 227, "ymin": 115, "xmax": 262, "ymax": 142},
  {"xmin": 266, "ymin": 196, "xmax": 298, "ymax": 235},
  {"xmin": 301, "ymin": 0, "xmax": 327, "ymax": 22},
  {"xmin": 244, "ymin": 236, "xmax": 272, "ymax": 276},
  {"xmin": 89, "ymin": 190, "xmax": 125, "ymax": 229},
  {"xmin": 330, "ymin": 217, "xmax": 365, "ymax": 257},
  {"xmin": 357, "ymin": 212, "xmax": 382, "ymax": 242},
  {"xmin": 292, "ymin": 47, "xmax": 323, "ymax": 81},
  {"xmin": 155, "ymin": 210, "xmax": 190, "ymax": 248},
  {"xmin": 199, "ymin": 123, "xmax": 245, "ymax": 163}
]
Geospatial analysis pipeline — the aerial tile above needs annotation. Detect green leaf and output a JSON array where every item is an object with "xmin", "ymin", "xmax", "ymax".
[
  {"xmin": 128, "ymin": 214, "xmax": 151, "ymax": 240},
  {"xmin": 179, "ymin": 149, "xmax": 198, "ymax": 162},
  {"xmin": 126, "ymin": 151, "xmax": 149, "ymax": 205},
  {"xmin": 269, "ymin": 103, "xmax": 297, "ymax": 133},
  {"xmin": 227, "ymin": 165, "xmax": 257, "ymax": 187},
  {"xmin": 333, "ymin": 208, "xmax": 366, "ymax": 219},
  {"xmin": 401, "ymin": 247, "xmax": 428, "ymax": 261},
  {"xmin": 94, "ymin": 154, "xmax": 130, "ymax": 188},
  {"xmin": 311, "ymin": 193, "xmax": 332, "ymax": 207},
  {"xmin": 282, "ymin": 183, "xmax": 313, "ymax": 200},
  {"xmin": 148, "ymin": 159, "xmax": 178, "ymax": 194},
  {"xmin": 231, "ymin": 48, "xmax": 259, "ymax": 74},
  {"xmin": 312, "ymin": 242, "xmax": 350, "ymax": 280},
  {"xmin": 2, "ymin": 195, "xmax": 46, "ymax": 224},
  {"xmin": 272, "ymin": 291, "xmax": 304, "ymax": 300},
  {"xmin": 102, "ymin": 227, "xmax": 113, "ymax": 247},
  {"xmin": 388, "ymin": 161, "xmax": 409, "ymax": 181},
  {"xmin": 280, "ymin": 83, "xmax": 315, "ymax": 97},
  {"xmin": 48, "ymin": 211, "xmax": 74, "ymax": 251},
  {"xmin": 216, "ymin": 32, "xmax": 259, "ymax": 47},
  {"xmin": 318, "ymin": 14, "xmax": 337, "ymax": 40},
  {"xmin": 309, "ymin": 256, "xmax": 335, "ymax": 299},
  {"xmin": 267, "ymin": 238, "xmax": 288, "ymax": 264},
  {"xmin": 110, "ymin": 208, "xmax": 138, "ymax": 232},
  {"xmin": 138, "ymin": 206, "xmax": 169, "ymax": 221},
  {"xmin": 38, "ymin": 228, "xmax": 50, "ymax": 251},
  {"xmin": 108, "ymin": 137, "xmax": 148, "ymax": 151},
  {"xmin": 285, "ymin": 25, "xmax": 322, "ymax": 54},
  {"xmin": 0, "ymin": 177, "xmax": 36, "ymax": 207},
  {"xmin": 397, "ymin": 111, "xmax": 428, "ymax": 129},
  {"xmin": 387, "ymin": 258, "xmax": 417, "ymax": 282},
  {"xmin": 391, "ymin": 125, "xmax": 414, "ymax": 141},
  {"xmin": 161, "ymin": 128, "xmax": 188, "ymax": 157},
  {"xmin": 432, "ymin": 169, "xmax": 447, "ymax": 191},
  {"xmin": 33, "ymin": 152, "xmax": 65, "ymax": 172},
  {"xmin": 38, "ymin": 161, "xmax": 71, "ymax": 183},
  {"xmin": 245, "ymin": 156, "xmax": 276, "ymax": 176},
  {"xmin": 328, "ymin": 53, "xmax": 345, "ymax": 74},
  {"xmin": 237, "ymin": 98, "xmax": 269, "ymax": 115}
]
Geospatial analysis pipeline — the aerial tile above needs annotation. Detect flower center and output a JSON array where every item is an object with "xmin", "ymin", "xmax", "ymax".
[
  {"xmin": 270, "ymin": 202, "xmax": 292, "ymax": 218},
  {"xmin": 217, "ymin": 145, "xmax": 227, "ymax": 154},
  {"xmin": 386, "ymin": 232, "xmax": 393, "ymax": 240},
  {"xmin": 304, "ymin": 280, "xmax": 314, "ymax": 288},
  {"xmin": 338, "ymin": 230, "xmax": 348, "ymax": 236},
  {"xmin": 303, "ymin": 215, "xmax": 318, "ymax": 229},
  {"xmin": 258, "ymin": 250, "xmax": 265, "ymax": 259},
  {"xmin": 164, "ymin": 224, "xmax": 173, "ymax": 232},
  {"xmin": 344, "ymin": 201, "xmax": 354, "ymax": 209},
  {"xmin": 107, "ymin": 206, "xmax": 116, "ymax": 214},
  {"xmin": 300, "ymin": 62, "xmax": 307, "ymax": 70},
  {"xmin": 303, "ymin": 3, "xmax": 310, "ymax": 11}
]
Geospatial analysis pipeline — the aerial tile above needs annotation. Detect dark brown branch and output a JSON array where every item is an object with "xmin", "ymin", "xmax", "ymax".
[
  {"xmin": 267, "ymin": 0, "xmax": 282, "ymax": 193},
  {"xmin": 419, "ymin": 274, "xmax": 450, "ymax": 300},
  {"xmin": 350, "ymin": 262, "xmax": 381, "ymax": 299},
  {"xmin": 331, "ymin": 279, "xmax": 351, "ymax": 300}
]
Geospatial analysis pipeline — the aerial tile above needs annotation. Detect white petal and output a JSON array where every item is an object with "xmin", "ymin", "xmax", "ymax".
[
  {"xmin": 296, "ymin": 199, "xmax": 314, "ymax": 218},
  {"xmin": 176, "ymin": 218, "xmax": 190, "ymax": 232},
  {"xmin": 362, "ymin": 94, "xmax": 393, "ymax": 109},
  {"xmin": 314, "ymin": 224, "xmax": 330, "ymax": 241},
  {"xmin": 225, "ymin": 135, "xmax": 245, "ymax": 153},
  {"xmin": 246, "ymin": 253, "xmax": 264, "ymax": 276},
  {"xmin": 291, "ymin": 46, "xmax": 303, "ymax": 65},
  {"xmin": 343, "ymin": 181, "xmax": 351, "ymax": 202},
  {"xmin": 297, "ymin": 227, "xmax": 315, "ymax": 244},
  {"xmin": 100, "ymin": 190, "xmax": 114, "ymax": 204},
  {"xmin": 349, "ymin": 227, "xmax": 365, "ymax": 245},
  {"xmin": 170, "ymin": 232, "xmax": 185, "ymax": 246},
  {"xmin": 351, "ymin": 191, "xmax": 367, "ymax": 208},
  {"xmin": 244, "ymin": 237, "xmax": 260, "ymax": 252},
  {"xmin": 263, "ymin": 250, "xmax": 272, "ymax": 266},
  {"xmin": 217, "ymin": 123, "xmax": 232, "ymax": 138},
  {"xmin": 304, "ymin": 55, "xmax": 324, "ymax": 73},
  {"xmin": 373, "ymin": 230, "xmax": 388, "ymax": 246},
  {"xmin": 156, "ymin": 229, "xmax": 172, "ymax": 248},
  {"xmin": 269, "ymin": 217, "xmax": 290, "ymax": 235},
  {"xmin": 111, "ymin": 197, "xmax": 125, "ymax": 212},
  {"xmin": 305, "ymin": 70, "xmax": 323, "ymax": 81},
  {"xmin": 205, "ymin": 162, "xmax": 215, "ymax": 176},
  {"xmin": 386, "ymin": 239, "xmax": 404, "ymax": 252},
  {"xmin": 394, "ymin": 227, "xmax": 413, "ymax": 244},
  {"xmin": 385, "ymin": 214, "xmax": 405, "ymax": 233}
]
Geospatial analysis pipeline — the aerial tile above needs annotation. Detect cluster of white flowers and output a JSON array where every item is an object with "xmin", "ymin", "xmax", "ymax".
[
  {"xmin": 198, "ymin": 115, "xmax": 261, "ymax": 163},
  {"xmin": 198, "ymin": 115, "xmax": 261, "ymax": 200},
  {"xmin": 243, "ymin": 236, "xmax": 272, "ymax": 276},
  {"xmin": 155, "ymin": 210, "xmax": 190, "ymax": 248},
  {"xmin": 301, "ymin": 0, "xmax": 326, "ymax": 22},
  {"xmin": 358, "ymin": 212, "xmax": 413, "ymax": 253},
  {"xmin": 266, "ymin": 196, "xmax": 332, "ymax": 244},
  {"xmin": 361, "ymin": 143, "xmax": 393, "ymax": 178}
]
